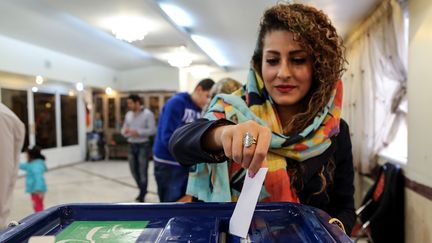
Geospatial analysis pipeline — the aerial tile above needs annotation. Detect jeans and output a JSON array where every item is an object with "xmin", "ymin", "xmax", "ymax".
[
  {"xmin": 128, "ymin": 142, "xmax": 151, "ymax": 201},
  {"xmin": 154, "ymin": 163, "xmax": 189, "ymax": 202}
]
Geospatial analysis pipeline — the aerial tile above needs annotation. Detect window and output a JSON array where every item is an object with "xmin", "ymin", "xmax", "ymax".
[
  {"xmin": 61, "ymin": 95, "xmax": 78, "ymax": 146},
  {"xmin": 120, "ymin": 97, "xmax": 128, "ymax": 124},
  {"xmin": 164, "ymin": 95, "xmax": 172, "ymax": 103},
  {"xmin": 34, "ymin": 92, "xmax": 56, "ymax": 148},
  {"xmin": 94, "ymin": 97, "xmax": 104, "ymax": 131},
  {"xmin": 1, "ymin": 88, "xmax": 29, "ymax": 150},
  {"xmin": 108, "ymin": 98, "xmax": 116, "ymax": 128},
  {"xmin": 149, "ymin": 96, "xmax": 160, "ymax": 121},
  {"xmin": 380, "ymin": 118, "xmax": 407, "ymax": 164},
  {"xmin": 379, "ymin": 97, "xmax": 408, "ymax": 164}
]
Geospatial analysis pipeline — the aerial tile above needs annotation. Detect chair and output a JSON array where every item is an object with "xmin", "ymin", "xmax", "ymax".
[
  {"xmin": 354, "ymin": 162, "xmax": 405, "ymax": 243},
  {"xmin": 107, "ymin": 133, "xmax": 129, "ymax": 159}
]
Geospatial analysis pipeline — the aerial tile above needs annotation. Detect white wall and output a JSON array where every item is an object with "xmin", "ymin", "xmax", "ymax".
[
  {"xmin": 407, "ymin": 0, "xmax": 432, "ymax": 188},
  {"xmin": 0, "ymin": 33, "xmax": 248, "ymax": 169},
  {"xmin": 405, "ymin": 0, "xmax": 432, "ymax": 242},
  {"xmin": 0, "ymin": 34, "xmax": 116, "ymax": 88},
  {"xmin": 210, "ymin": 69, "xmax": 249, "ymax": 85},
  {"xmin": 0, "ymin": 35, "xmax": 184, "ymax": 169},
  {"xmin": 0, "ymin": 75, "xmax": 88, "ymax": 167},
  {"xmin": 0, "ymin": 35, "xmax": 118, "ymax": 168},
  {"xmin": 179, "ymin": 68, "xmax": 249, "ymax": 93},
  {"xmin": 116, "ymin": 66, "xmax": 179, "ymax": 91}
]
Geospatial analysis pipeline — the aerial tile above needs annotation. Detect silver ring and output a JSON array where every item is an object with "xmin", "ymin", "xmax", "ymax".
[{"xmin": 243, "ymin": 132, "xmax": 257, "ymax": 148}]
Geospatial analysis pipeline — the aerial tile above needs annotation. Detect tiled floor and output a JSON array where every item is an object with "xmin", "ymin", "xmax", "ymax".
[{"xmin": 7, "ymin": 160, "xmax": 159, "ymax": 223}]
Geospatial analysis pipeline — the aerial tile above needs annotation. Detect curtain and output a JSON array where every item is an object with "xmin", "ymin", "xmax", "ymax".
[{"xmin": 342, "ymin": 0, "xmax": 407, "ymax": 173}]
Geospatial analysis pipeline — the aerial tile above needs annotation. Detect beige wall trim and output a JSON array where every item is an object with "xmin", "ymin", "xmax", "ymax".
[{"xmin": 405, "ymin": 177, "xmax": 432, "ymax": 201}]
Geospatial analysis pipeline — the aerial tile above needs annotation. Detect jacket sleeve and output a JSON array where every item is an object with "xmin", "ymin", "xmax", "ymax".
[
  {"xmin": 169, "ymin": 118, "xmax": 233, "ymax": 166},
  {"xmin": 19, "ymin": 162, "xmax": 29, "ymax": 171},
  {"xmin": 327, "ymin": 119, "xmax": 356, "ymax": 235},
  {"xmin": 157, "ymin": 98, "xmax": 186, "ymax": 151}
]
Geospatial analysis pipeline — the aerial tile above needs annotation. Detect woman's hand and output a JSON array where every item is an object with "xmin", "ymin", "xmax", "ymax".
[{"xmin": 205, "ymin": 120, "xmax": 272, "ymax": 177}]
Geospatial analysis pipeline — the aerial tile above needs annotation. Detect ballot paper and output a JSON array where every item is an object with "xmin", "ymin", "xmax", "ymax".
[
  {"xmin": 28, "ymin": 236, "xmax": 55, "ymax": 243},
  {"xmin": 229, "ymin": 168, "xmax": 268, "ymax": 238}
]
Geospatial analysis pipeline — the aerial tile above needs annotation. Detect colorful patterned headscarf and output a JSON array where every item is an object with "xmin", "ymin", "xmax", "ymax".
[{"xmin": 186, "ymin": 68, "xmax": 342, "ymax": 202}]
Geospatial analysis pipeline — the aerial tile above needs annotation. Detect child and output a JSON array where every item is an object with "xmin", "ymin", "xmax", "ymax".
[{"xmin": 19, "ymin": 146, "xmax": 47, "ymax": 212}]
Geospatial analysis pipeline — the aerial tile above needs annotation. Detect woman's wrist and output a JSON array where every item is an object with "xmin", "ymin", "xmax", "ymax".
[
  {"xmin": 209, "ymin": 125, "xmax": 227, "ymax": 150},
  {"xmin": 202, "ymin": 119, "xmax": 233, "ymax": 153}
]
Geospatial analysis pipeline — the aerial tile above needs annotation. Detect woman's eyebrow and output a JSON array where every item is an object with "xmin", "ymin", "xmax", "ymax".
[
  {"xmin": 289, "ymin": 50, "xmax": 308, "ymax": 55},
  {"xmin": 264, "ymin": 50, "xmax": 280, "ymax": 55},
  {"xmin": 264, "ymin": 49, "xmax": 307, "ymax": 55}
]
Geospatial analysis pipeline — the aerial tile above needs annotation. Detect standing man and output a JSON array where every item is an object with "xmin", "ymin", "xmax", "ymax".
[
  {"xmin": 0, "ymin": 103, "xmax": 25, "ymax": 229},
  {"xmin": 122, "ymin": 94, "xmax": 156, "ymax": 202},
  {"xmin": 153, "ymin": 78, "xmax": 215, "ymax": 202}
]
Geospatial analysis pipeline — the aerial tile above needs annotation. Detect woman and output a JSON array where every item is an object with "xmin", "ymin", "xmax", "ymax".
[
  {"xmin": 169, "ymin": 3, "xmax": 355, "ymax": 234},
  {"xmin": 209, "ymin": 77, "xmax": 242, "ymax": 100},
  {"xmin": 202, "ymin": 77, "xmax": 242, "ymax": 114}
]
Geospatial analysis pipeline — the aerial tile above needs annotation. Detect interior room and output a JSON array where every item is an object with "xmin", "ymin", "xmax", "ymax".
[{"xmin": 0, "ymin": 0, "xmax": 431, "ymax": 242}]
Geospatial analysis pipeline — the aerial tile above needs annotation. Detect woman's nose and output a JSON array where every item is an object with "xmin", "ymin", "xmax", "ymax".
[{"xmin": 277, "ymin": 61, "xmax": 291, "ymax": 79}]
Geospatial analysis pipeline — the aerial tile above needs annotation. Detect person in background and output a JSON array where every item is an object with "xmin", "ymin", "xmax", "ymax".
[
  {"xmin": 178, "ymin": 77, "xmax": 243, "ymax": 202},
  {"xmin": 94, "ymin": 112, "xmax": 103, "ymax": 132},
  {"xmin": 209, "ymin": 77, "xmax": 242, "ymax": 101},
  {"xmin": 19, "ymin": 146, "xmax": 47, "ymax": 212},
  {"xmin": 169, "ymin": 3, "xmax": 355, "ymax": 235},
  {"xmin": 153, "ymin": 78, "xmax": 215, "ymax": 202},
  {"xmin": 122, "ymin": 94, "xmax": 156, "ymax": 202},
  {"xmin": 202, "ymin": 77, "xmax": 243, "ymax": 114},
  {"xmin": 0, "ymin": 103, "xmax": 25, "ymax": 229}
]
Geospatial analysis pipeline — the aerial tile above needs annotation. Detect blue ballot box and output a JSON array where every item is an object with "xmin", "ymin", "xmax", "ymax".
[{"xmin": 0, "ymin": 202, "xmax": 352, "ymax": 243}]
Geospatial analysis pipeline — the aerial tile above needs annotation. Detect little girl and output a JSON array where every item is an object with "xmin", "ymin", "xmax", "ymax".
[{"xmin": 19, "ymin": 146, "xmax": 47, "ymax": 212}]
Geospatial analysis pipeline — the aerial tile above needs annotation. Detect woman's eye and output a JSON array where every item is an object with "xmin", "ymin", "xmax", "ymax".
[
  {"xmin": 266, "ymin": 58, "xmax": 279, "ymax": 65},
  {"xmin": 291, "ymin": 58, "xmax": 307, "ymax": 64}
]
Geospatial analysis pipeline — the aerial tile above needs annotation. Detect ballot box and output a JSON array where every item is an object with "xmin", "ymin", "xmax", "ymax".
[{"xmin": 0, "ymin": 202, "xmax": 352, "ymax": 242}]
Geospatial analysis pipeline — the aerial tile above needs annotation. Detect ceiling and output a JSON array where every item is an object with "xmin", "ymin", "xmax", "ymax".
[{"xmin": 0, "ymin": 0, "xmax": 380, "ymax": 72}]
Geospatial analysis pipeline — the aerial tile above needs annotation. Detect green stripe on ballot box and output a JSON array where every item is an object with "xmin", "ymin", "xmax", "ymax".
[{"xmin": 55, "ymin": 221, "xmax": 149, "ymax": 243}]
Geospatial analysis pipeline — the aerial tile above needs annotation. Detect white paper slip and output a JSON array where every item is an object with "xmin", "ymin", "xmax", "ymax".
[
  {"xmin": 28, "ymin": 236, "xmax": 56, "ymax": 243},
  {"xmin": 229, "ymin": 167, "xmax": 268, "ymax": 238}
]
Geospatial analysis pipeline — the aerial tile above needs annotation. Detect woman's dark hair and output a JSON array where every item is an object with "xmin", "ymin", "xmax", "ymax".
[
  {"xmin": 252, "ymin": 3, "xmax": 346, "ymax": 134},
  {"xmin": 27, "ymin": 145, "xmax": 45, "ymax": 161}
]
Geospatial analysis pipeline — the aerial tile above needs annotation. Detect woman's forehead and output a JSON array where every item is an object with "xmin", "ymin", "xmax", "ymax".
[{"xmin": 263, "ymin": 31, "xmax": 305, "ymax": 52}]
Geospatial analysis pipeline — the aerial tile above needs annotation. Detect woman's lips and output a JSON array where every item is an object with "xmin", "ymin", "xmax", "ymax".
[{"xmin": 275, "ymin": 85, "xmax": 296, "ymax": 93}]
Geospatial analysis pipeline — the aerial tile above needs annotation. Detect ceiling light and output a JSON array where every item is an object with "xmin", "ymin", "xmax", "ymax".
[
  {"xmin": 159, "ymin": 3, "xmax": 193, "ymax": 27},
  {"xmin": 68, "ymin": 90, "xmax": 75, "ymax": 96},
  {"xmin": 191, "ymin": 34, "xmax": 229, "ymax": 67},
  {"xmin": 76, "ymin": 82, "xmax": 84, "ymax": 91},
  {"xmin": 189, "ymin": 65, "xmax": 211, "ymax": 79},
  {"xmin": 35, "ymin": 75, "xmax": 44, "ymax": 85},
  {"xmin": 167, "ymin": 46, "xmax": 193, "ymax": 68},
  {"xmin": 109, "ymin": 16, "xmax": 149, "ymax": 42},
  {"xmin": 31, "ymin": 87, "xmax": 38, "ymax": 92},
  {"xmin": 105, "ymin": 87, "xmax": 113, "ymax": 95}
]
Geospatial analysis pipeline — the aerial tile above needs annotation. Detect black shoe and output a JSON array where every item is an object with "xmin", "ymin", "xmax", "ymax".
[{"xmin": 135, "ymin": 196, "xmax": 144, "ymax": 202}]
